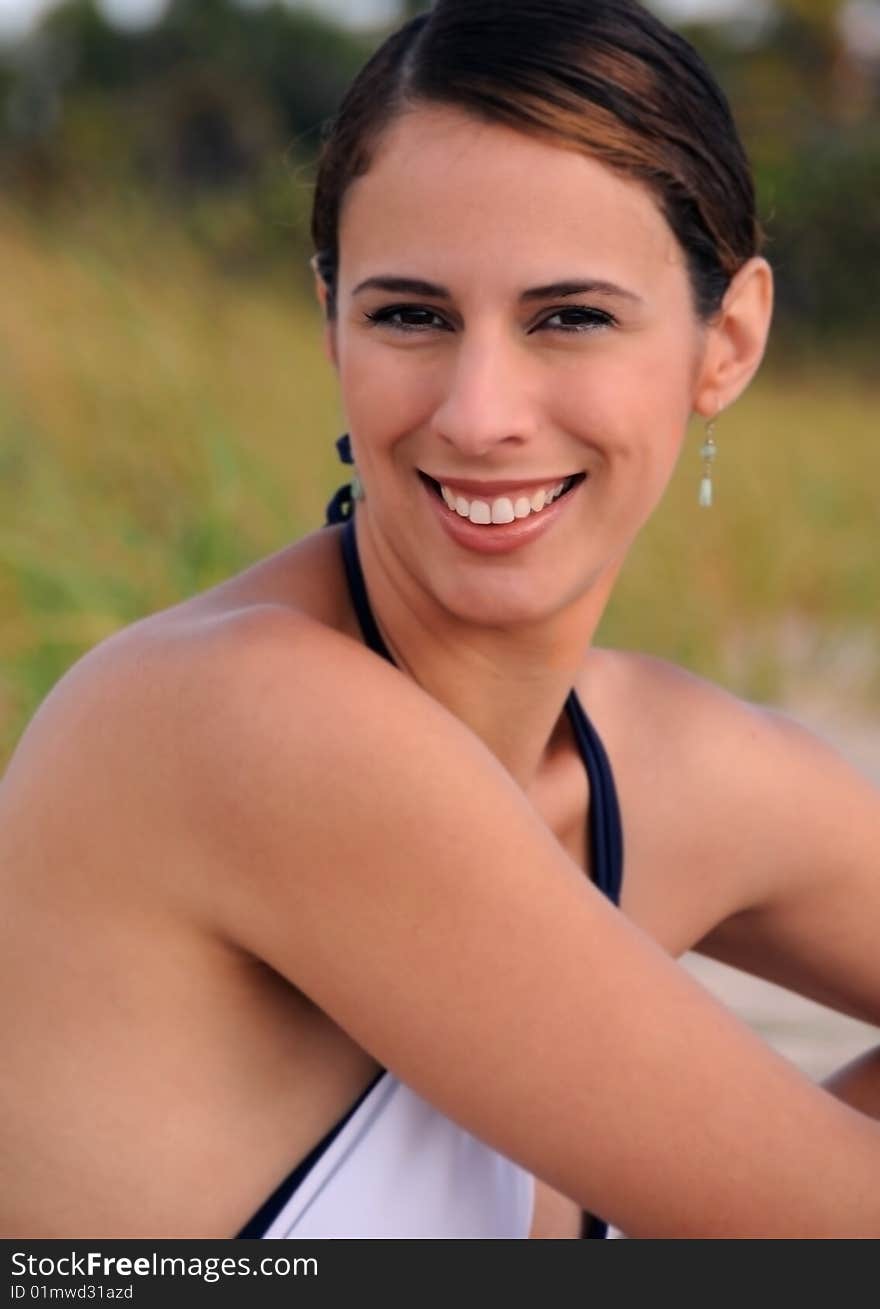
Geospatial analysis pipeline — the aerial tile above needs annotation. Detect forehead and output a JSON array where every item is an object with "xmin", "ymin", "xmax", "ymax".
[{"xmin": 337, "ymin": 104, "xmax": 685, "ymax": 296}]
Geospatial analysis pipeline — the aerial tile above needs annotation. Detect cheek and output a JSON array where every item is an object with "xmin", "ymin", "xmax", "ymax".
[
  {"xmin": 631, "ymin": 355, "xmax": 698, "ymax": 482},
  {"xmin": 555, "ymin": 348, "xmax": 692, "ymax": 470},
  {"xmin": 554, "ymin": 355, "xmax": 694, "ymax": 545},
  {"xmin": 337, "ymin": 344, "xmax": 435, "ymax": 449}
]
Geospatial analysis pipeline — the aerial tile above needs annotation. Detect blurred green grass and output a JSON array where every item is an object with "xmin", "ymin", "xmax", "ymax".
[{"xmin": 2, "ymin": 202, "xmax": 878, "ymax": 765}]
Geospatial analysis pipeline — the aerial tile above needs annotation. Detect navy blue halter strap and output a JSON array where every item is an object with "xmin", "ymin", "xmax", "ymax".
[
  {"xmin": 563, "ymin": 686, "xmax": 624, "ymax": 907},
  {"xmin": 338, "ymin": 514, "xmax": 623, "ymax": 1241}
]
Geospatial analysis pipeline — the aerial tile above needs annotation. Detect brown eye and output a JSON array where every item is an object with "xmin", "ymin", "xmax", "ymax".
[
  {"xmin": 540, "ymin": 307, "xmax": 616, "ymax": 332},
  {"xmin": 364, "ymin": 306, "xmax": 451, "ymax": 331}
]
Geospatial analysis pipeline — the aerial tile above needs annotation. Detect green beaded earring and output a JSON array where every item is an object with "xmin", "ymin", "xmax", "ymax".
[{"xmin": 698, "ymin": 418, "xmax": 718, "ymax": 509}]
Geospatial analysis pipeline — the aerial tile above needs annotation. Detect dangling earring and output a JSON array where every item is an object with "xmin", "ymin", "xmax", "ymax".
[
  {"xmin": 339, "ymin": 433, "xmax": 364, "ymax": 502},
  {"xmin": 324, "ymin": 433, "xmax": 364, "ymax": 525},
  {"xmin": 698, "ymin": 417, "xmax": 718, "ymax": 509}
]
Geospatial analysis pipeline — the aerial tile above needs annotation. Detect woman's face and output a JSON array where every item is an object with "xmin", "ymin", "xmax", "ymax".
[{"xmin": 329, "ymin": 104, "xmax": 710, "ymax": 627}]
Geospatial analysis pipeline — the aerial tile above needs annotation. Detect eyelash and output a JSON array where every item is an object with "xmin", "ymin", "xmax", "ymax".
[{"xmin": 362, "ymin": 304, "xmax": 617, "ymax": 335}]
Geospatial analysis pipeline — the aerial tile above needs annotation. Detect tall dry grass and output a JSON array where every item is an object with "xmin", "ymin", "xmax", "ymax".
[{"xmin": 2, "ymin": 202, "xmax": 878, "ymax": 763}]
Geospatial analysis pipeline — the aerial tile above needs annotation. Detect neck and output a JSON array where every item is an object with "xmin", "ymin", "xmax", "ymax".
[{"xmin": 346, "ymin": 514, "xmax": 620, "ymax": 793}]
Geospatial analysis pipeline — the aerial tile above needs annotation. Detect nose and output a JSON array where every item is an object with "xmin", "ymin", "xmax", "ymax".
[{"xmin": 428, "ymin": 327, "xmax": 540, "ymax": 460}]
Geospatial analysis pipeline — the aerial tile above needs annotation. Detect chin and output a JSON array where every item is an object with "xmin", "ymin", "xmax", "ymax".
[{"xmin": 427, "ymin": 562, "xmax": 579, "ymax": 630}]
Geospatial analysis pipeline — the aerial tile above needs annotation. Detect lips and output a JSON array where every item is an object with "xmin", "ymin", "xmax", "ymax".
[
  {"xmin": 417, "ymin": 468, "xmax": 586, "ymax": 556},
  {"xmin": 416, "ymin": 473, "xmax": 584, "ymax": 502},
  {"xmin": 420, "ymin": 472, "xmax": 582, "ymax": 497}
]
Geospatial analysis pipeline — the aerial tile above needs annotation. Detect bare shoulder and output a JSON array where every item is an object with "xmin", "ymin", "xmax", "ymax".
[
  {"xmin": 1, "ymin": 597, "xmax": 420, "ymax": 891},
  {"xmin": 1, "ymin": 519, "xmax": 353, "ymax": 788},
  {"xmin": 7, "ymin": 584, "xmax": 529, "ymax": 952},
  {"xmin": 585, "ymin": 645, "xmax": 771, "ymax": 747},
  {"xmin": 585, "ymin": 649, "xmax": 880, "ymax": 1025},
  {"xmin": 1, "ymin": 602, "xmax": 303, "ymax": 795},
  {"xmin": 586, "ymin": 644, "xmax": 869, "ymax": 800},
  {"xmin": 583, "ymin": 647, "xmax": 878, "ymax": 926}
]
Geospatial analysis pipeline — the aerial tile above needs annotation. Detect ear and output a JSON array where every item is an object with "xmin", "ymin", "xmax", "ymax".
[
  {"xmin": 693, "ymin": 256, "xmax": 773, "ymax": 419},
  {"xmin": 310, "ymin": 255, "xmax": 339, "ymax": 370}
]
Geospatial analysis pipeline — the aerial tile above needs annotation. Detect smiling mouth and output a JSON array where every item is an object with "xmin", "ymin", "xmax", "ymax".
[{"xmin": 418, "ymin": 470, "xmax": 586, "ymax": 525}]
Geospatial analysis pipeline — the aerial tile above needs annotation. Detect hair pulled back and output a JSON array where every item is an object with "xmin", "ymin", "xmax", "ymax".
[{"xmin": 311, "ymin": 0, "xmax": 763, "ymax": 321}]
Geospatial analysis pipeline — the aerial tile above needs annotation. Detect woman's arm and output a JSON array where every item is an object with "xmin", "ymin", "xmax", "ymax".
[
  {"xmin": 52, "ymin": 608, "xmax": 880, "ymax": 1238},
  {"xmin": 825, "ymin": 1047, "xmax": 880, "ymax": 1119},
  {"xmin": 692, "ymin": 705, "xmax": 880, "ymax": 1030}
]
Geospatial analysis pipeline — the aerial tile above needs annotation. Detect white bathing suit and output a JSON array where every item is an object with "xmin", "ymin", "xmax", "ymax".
[{"xmin": 237, "ymin": 1072, "xmax": 534, "ymax": 1239}]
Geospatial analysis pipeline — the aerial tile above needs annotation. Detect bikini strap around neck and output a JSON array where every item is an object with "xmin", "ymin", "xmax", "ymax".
[
  {"xmin": 564, "ymin": 689, "xmax": 624, "ymax": 908},
  {"xmin": 339, "ymin": 516, "xmax": 395, "ymax": 665}
]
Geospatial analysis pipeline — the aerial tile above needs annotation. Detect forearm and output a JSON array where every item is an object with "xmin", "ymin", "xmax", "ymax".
[{"xmin": 823, "ymin": 1044, "xmax": 880, "ymax": 1120}]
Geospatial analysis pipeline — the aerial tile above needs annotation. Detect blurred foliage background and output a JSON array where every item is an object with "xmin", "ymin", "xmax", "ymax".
[{"xmin": 1, "ymin": 0, "xmax": 878, "ymax": 764}]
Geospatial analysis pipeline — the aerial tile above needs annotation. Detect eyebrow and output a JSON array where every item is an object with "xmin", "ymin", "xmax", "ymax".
[{"xmin": 351, "ymin": 275, "xmax": 643, "ymax": 304}]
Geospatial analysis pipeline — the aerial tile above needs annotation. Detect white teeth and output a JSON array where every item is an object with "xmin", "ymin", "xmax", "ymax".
[
  {"xmin": 491, "ymin": 497, "xmax": 515, "ymax": 524},
  {"xmin": 435, "ymin": 476, "xmax": 575, "ymax": 525}
]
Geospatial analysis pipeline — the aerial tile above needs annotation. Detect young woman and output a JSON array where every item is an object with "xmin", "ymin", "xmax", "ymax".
[{"xmin": 2, "ymin": 0, "xmax": 878, "ymax": 1239}]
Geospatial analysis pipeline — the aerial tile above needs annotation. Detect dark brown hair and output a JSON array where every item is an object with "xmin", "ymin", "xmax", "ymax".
[{"xmin": 311, "ymin": 0, "xmax": 763, "ymax": 321}]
